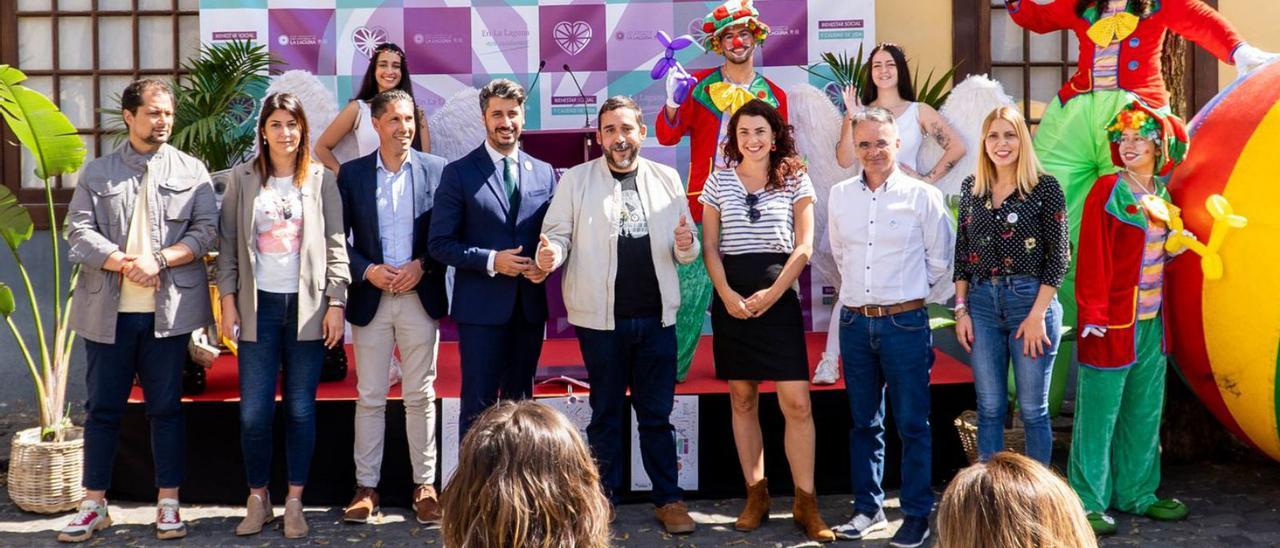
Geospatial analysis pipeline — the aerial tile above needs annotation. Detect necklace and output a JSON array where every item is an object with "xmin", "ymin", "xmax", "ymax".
[
  {"xmin": 1123, "ymin": 169, "xmax": 1155, "ymax": 195},
  {"xmin": 271, "ymin": 178, "xmax": 295, "ymax": 220}
]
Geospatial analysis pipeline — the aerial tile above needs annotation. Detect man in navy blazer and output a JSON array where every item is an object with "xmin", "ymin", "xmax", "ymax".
[
  {"xmin": 337, "ymin": 89, "xmax": 449, "ymax": 526},
  {"xmin": 429, "ymin": 78, "xmax": 557, "ymax": 436}
]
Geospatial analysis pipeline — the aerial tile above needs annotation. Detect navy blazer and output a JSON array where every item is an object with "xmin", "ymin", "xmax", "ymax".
[
  {"xmin": 338, "ymin": 149, "xmax": 450, "ymax": 326},
  {"xmin": 429, "ymin": 144, "xmax": 556, "ymax": 325}
]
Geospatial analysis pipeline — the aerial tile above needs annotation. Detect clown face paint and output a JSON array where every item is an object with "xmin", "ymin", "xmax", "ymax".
[
  {"xmin": 720, "ymin": 25, "xmax": 756, "ymax": 66},
  {"xmin": 1118, "ymin": 128, "xmax": 1157, "ymax": 173}
]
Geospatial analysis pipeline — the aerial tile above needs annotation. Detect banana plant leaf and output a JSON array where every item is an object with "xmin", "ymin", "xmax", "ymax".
[
  {"xmin": 0, "ymin": 65, "xmax": 86, "ymax": 179},
  {"xmin": 0, "ymin": 185, "xmax": 33, "ymax": 252}
]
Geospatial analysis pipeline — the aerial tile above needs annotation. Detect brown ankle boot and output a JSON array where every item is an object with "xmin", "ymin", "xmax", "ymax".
[
  {"xmin": 734, "ymin": 478, "xmax": 770, "ymax": 531},
  {"xmin": 793, "ymin": 488, "xmax": 835, "ymax": 542}
]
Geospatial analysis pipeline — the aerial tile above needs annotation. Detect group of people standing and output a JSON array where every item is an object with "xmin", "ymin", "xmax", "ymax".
[{"xmin": 48, "ymin": 0, "xmax": 1279, "ymax": 545}]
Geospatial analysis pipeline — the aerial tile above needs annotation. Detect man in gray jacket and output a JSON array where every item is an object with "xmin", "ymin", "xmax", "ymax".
[
  {"xmin": 58, "ymin": 79, "xmax": 217, "ymax": 543},
  {"xmin": 535, "ymin": 96, "xmax": 699, "ymax": 534}
]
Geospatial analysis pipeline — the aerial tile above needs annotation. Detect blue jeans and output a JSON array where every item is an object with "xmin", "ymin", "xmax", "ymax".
[
  {"xmin": 576, "ymin": 317, "xmax": 682, "ymax": 505},
  {"xmin": 839, "ymin": 306, "xmax": 935, "ymax": 518},
  {"xmin": 967, "ymin": 275, "xmax": 1062, "ymax": 464},
  {"xmin": 237, "ymin": 291, "xmax": 325, "ymax": 488},
  {"xmin": 82, "ymin": 313, "xmax": 188, "ymax": 491}
]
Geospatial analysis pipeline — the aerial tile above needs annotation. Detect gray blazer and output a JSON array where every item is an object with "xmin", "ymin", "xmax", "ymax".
[
  {"xmin": 65, "ymin": 143, "xmax": 218, "ymax": 344},
  {"xmin": 215, "ymin": 161, "xmax": 350, "ymax": 342}
]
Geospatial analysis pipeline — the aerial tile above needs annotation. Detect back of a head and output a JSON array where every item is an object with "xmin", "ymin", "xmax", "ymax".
[
  {"xmin": 440, "ymin": 401, "xmax": 610, "ymax": 548},
  {"xmin": 937, "ymin": 452, "xmax": 1097, "ymax": 548}
]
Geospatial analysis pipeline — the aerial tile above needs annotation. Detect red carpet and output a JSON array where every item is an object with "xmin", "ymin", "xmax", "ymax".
[{"xmin": 133, "ymin": 333, "xmax": 972, "ymax": 403}]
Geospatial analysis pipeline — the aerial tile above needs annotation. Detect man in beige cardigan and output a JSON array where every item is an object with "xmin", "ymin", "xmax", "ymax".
[{"xmin": 535, "ymin": 96, "xmax": 700, "ymax": 535}]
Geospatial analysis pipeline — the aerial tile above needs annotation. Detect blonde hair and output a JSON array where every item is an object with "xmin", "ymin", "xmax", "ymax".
[
  {"xmin": 440, "ymin": 401, "xmax": 611, "ymax": 548},
  {"xmin": 974, "ymin": 106, "xmax": 1043, "ymax": 198},
  {"xmin": 937, "ymin": 452, "xmax": 1097, "ymax": 548}
]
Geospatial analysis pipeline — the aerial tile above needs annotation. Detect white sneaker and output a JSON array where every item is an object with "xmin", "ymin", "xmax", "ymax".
[
  {"xmin": 832, "ymin": 509, "xmax": 888, "ymax": 540},
  {"xmin": 812, "ymin": 352, "xmax": 841, "ymax": 385},
  {"xmin": 57, "ymin": 499, "xmax": 112, "ymax": 543},
  {"xmin": 155, "ymin": 498, "xmax": 187, "ymax": 540}
]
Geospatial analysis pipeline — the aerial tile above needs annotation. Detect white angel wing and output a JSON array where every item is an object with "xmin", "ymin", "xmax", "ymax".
[
  {"xmin": 787, "ymin": 83, "xmax": 859, "ymax": 293},
  {"xmin": 427, "ymin": 88, "xmax": 487, "ymax": 163},
  {"xmin": 917, "ymin": 74, "xmax": 1016, "ymax": 196},
  {"xmin": 263, "ymin": 70, "xmax": 354, "ymax": 159}
]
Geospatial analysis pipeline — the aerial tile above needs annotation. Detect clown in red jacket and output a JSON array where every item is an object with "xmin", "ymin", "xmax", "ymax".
[
  {"xmin": 1005, "ymin": 0, "xmax": 1276, "ymax": 331},
  {"xmin": 655, "ymin": 0, "xmax": 788, "ymax": 380},
  {"xmin": 1071, "ymin": 101, "xmax": 1195, "ymax": 535}
]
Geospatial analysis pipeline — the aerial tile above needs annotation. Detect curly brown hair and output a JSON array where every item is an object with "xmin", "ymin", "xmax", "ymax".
[
  {"xmin": 440, "ymin": 401, "xmax": 611, "ymax": 548},
  {"xmin": 721, "ymin": 99, "xmax": 806, "ymax": 191}
]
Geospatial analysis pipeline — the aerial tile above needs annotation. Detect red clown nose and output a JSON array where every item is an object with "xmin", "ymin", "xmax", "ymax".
[{"xmin": 732, "ymin": 35, "xmax": 744, "ymax": 49}]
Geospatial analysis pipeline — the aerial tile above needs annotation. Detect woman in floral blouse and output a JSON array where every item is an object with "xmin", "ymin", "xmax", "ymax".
[{"xmin": 953, "ymin": 106, "xmax": 1070, "ymax": 465}]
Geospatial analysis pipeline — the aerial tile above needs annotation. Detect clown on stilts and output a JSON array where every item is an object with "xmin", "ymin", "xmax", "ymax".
[
  {"xmin": 656, "ymin": 0, "xmax": 788, "ymax": 381},
  {"xmin": 1073, "ymin": 101, "xmax": 1197, "ymax": 536},
  {"xmin": 1005, "ymin": 0, "xmax": 1276, "ymax": 329}
]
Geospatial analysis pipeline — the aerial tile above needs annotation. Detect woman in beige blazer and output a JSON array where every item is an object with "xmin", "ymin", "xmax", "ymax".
[{"xmin": 215, "ymin": 93, "xmax": 349, "ymax": 539}]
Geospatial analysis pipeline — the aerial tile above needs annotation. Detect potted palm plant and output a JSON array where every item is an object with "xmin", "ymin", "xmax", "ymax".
[
  {"xmin": 0, "ymin": 64, "xmax": 88, "ymax": 513},
  {"xmin": 104, "ymin": 39, "xmax": 279, "ymax": 192}
]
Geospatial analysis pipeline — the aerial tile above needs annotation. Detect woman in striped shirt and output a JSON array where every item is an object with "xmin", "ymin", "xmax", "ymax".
[{"xmin": 700, "ymin": 99, "xmax": 831, "ymax": 542}]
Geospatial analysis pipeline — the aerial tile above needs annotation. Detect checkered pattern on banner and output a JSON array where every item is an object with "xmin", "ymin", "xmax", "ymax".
[
  {"xmin": 200, "ymin": 0, "xmax": 874, "ymax": 336},
  {"xmin": 200, "ymin": 0, "xmax": 872, "ymax": 130}
]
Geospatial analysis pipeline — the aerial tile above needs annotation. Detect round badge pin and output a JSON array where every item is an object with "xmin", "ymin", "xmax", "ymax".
[
  {"xmin": 524, "ymin": 160, "xmax": 533, "ymax": 171},
  {"xmin": 1006, "ymin": 212, "xmax": 1019, "ymax": 224}
]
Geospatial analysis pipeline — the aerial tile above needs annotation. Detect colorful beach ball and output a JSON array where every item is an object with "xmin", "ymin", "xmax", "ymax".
[{"xmin": 1166, "ymin": 60, "xmax": 1280, "ymax": 462}]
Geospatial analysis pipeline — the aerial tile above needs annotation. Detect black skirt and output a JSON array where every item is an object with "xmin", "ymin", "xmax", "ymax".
[{"xmin": 710, "ymin": 252, "xmax": 809, "ymax": 381}]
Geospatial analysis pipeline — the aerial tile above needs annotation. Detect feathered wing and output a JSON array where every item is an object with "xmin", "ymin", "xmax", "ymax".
[
  {"xmin": 788, "ymin": 83, "xmax": 858, "ymax": 294},
  {"xmin": 915, "ymin": 74, "xmax": 1014, "ymax": 303},
  {"xmin": 917, "ymin": 74, "xmax": 1016, "ymax": 197},
  {"xmin": 428, "ymin": 88, "xmax": 487, "ymax": 163},
  {"xmin": 263, "ymin": 70, "xmax": 353, "ymax": 160}
]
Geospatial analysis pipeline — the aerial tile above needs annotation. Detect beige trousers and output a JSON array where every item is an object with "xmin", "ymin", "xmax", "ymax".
[{"xmin": 352, "ymin": 293, "xmax": 439, "ymax": 487}]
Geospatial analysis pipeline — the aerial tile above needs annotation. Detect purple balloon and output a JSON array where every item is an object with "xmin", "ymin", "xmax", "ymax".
[{"xmin": 650, "ymin": 29, "xmax": 697, "ymax": 81}]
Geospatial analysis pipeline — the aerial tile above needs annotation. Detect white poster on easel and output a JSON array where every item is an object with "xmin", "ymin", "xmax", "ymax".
[
  {"xmin": 539, "ymin": 395, "xmax": 594, "ymax": 441},
  {"xmin": 630, "ymin": 395, "xmax": 698, "ymax": 491}
]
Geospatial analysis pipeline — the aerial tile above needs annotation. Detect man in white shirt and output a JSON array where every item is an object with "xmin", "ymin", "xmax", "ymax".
[{"xmin": 826, "ymin": 108, "xmax": 954, "ymax": 548}]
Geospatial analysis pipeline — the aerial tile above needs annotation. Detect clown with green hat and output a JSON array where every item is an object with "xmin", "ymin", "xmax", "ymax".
[
  {"xmin": 1071, "ymin": 100, "xmax": 1195, "ymax": 535},
  {"xmin": 655, "ymin": 0, "xmax": 788, "ymax": 384}
]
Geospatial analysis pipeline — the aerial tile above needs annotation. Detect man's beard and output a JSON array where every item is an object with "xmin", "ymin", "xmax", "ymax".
[
  {"xmin": 723, "ymin": 44, "xmax": 755, "ymax": 66},
  {"xmin": 142, "ymin": 129, "xmax": 169, "ymax": 145},
  {"xmin": 605, "ymin": 143, "xmax": 638, "ymax": 170}
]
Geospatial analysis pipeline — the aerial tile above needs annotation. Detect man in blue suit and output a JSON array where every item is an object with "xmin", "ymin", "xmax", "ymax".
[
  {"xmin": 337, "ymin": 89, "xmax": 449, "ymax": 526},
  {"xmin": 429, "ymin": 78, "xmax": 557, "ymax": 436}
]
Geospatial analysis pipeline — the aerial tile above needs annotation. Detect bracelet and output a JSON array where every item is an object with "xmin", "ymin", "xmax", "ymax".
[{"xmin": 153, "ymin": 250, "xmax": 169, "ymax": 270}]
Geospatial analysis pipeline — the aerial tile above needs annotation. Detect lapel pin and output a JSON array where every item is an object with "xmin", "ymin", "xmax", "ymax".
[{"xmin": 524, "ymin": 160, "xmax": 533, "ymax": 171}]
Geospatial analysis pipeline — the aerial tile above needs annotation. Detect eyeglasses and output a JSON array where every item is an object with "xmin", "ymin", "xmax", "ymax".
[{"xmin": 745, "ymin": 193, "xmax": 761, "ymax": 223}]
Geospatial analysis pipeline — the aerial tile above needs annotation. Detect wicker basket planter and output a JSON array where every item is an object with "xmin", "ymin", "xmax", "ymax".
[
  {"xmin": 953, "ymin": 410, "xmax": 1027, "ymax": 464},
  {"xmin": 8, "ymin": 426, "xmax": 85, "ymax": 514}
]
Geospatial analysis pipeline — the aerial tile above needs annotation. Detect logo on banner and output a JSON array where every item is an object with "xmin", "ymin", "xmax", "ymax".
[
  {"xmin": 352, "ymin": 26, "xmax": 388, "ymax": 58},
  {"xmin": 818, "ymin": 19, "xmax": 864, "ymax": 40},
  {"xmin": 687, "ymin": 17, "xmax": 710, "ymax": 46},
  {"xmin": 553, "ymin": 21, "xmax": 592, "ymax": 56},
  {"xmin": 213, "ymin": 31, "xmax": 257, "ymax": 41},
  {"xmin": 277, "ymin": 33, "xmax": 322, "ymax": 46}
]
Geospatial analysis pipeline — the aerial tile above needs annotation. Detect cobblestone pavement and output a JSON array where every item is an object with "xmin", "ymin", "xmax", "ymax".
[{"xmin": 0, "ymin": 458, "xmax": 1276, "ymax": 547}]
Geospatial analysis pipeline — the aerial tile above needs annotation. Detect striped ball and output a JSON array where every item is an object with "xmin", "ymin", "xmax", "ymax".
[{"xmin": 1167, "ymin": 60, "xmax": 1280, "ymax": 462}]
